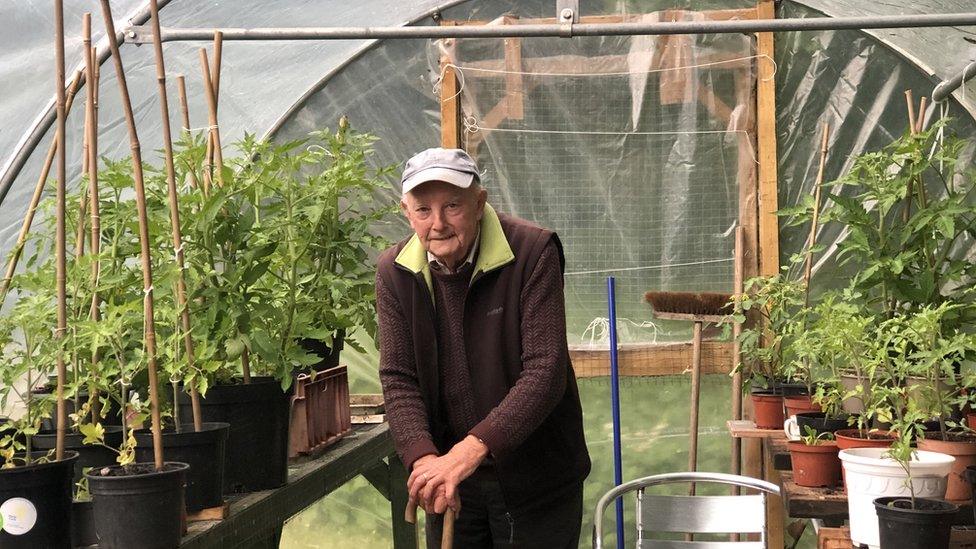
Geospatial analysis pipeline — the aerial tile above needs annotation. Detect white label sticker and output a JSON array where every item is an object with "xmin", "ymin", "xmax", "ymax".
[{"xmin": 0, "ymin": 497, "xmax": 37, "ymax": 536}]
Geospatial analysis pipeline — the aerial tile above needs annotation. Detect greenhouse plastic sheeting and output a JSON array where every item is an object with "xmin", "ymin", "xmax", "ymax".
[
  {"xmin": 0, "ymin": 0, "xmax": 451, "ymax": 252},
  {"xmin": 2, "ymin": 0, "xmax": 975, "ymax": 345}
]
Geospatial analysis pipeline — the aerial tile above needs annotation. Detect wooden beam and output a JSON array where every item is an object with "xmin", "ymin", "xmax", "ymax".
[
  {"xmin": 182, "ymin": 424, "xmax": 398, "ymax": 548},
  {"xmin": 755, "ymin": 0, "xmax": 779, "ymax": 276},
  {"xmin": 570, "ymin": 341, "xmax": 733, "ymax": 378},
  {"xmin": 389, "ymin": 455, "xmax": 417, "ymax": 549},
  {"xmin": 503, "ymin": 34, "xmax": 524, "ymax": 119},
  {"xmin": 362, "ymin": 461, "xmax": 391, "ymax": 501},
  {"xmin": 440, "ymin": 64, "xmax": 462, "ymax": 149}
]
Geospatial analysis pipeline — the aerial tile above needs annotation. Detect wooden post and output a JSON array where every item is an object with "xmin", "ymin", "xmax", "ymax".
[
  {"xmin": 99, "ymin": 0, "xmax": 165, "ymax": 470},
  {"xmin": 440, "ymin": 63, "xmax": 462, "ymax": 149},
  {"xmin": 756, "ymin": 0, "xmax": 779, "ymax": 277},
  {"xmin": 389, "ymin": 455, "xmax": 417, "ymax": 549}
]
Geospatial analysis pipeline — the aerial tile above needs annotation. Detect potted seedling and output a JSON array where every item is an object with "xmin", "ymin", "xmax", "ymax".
[
  {"xmin": 839, "ymin": 308, "xmax": 958, "ymax": 549},
  {"xmin": 733, "ymin": 273, "xmax": 810, "ymax": 428},
  {"xmin": 788, "ymin": 425, "xmax": 841, "ymax": 487},
  {"xmin": 83, "ymin": 4, "xmax": 189, "ymax": 548},
  {"xmin": 0, "ymin": 292, "xmax": 79, "ymax": 547},
  {"xmin": 872, "ymin": 432, "xmax": 958, "ymax": 549}
]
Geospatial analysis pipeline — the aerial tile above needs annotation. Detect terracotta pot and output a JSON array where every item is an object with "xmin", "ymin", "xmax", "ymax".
[
  {"xmin": 918, "ymin": 435, "xmax": 976, "ymax": 502},
  {"xmin": 784, "ymin": 394, "xmax": 821, "ymax": 418},
  {"xmin": 966, "ymin": 412, "xmax": 976, "ymax": 430},
  {"xmin": 835, "ymin": 429, "xmax": 897, "ymax": 451},
  {"xmin": 789, "ymin": 440, "xmax": 841, "ymax": 487},
  {"xmin": 751, "ymin": 392, "xmax": 785, "ymax": 429}
]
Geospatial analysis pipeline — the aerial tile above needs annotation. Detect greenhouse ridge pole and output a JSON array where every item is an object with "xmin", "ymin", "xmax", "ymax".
[{"xmin": 129, "ymin": 12, "xmax": 976, "ymax": 43}]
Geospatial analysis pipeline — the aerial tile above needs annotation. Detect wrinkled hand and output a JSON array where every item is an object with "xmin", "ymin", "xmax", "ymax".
[{"xmin": 408, "ymin": 435, "xmax": 488, "ymax": 514}]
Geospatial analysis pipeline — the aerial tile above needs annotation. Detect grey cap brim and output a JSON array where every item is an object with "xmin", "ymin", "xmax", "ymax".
[{"xmin": 401, "ymin": 167, "xmax": 475, "ymax": 196}]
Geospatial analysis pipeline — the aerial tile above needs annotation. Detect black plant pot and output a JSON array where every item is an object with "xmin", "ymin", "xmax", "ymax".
[
  {"xmin": 298, "ymin": 328, "xmax": 345, "ymax": 372},
  {"xmin": 964, "ymin": 466, "xmax": 976, "ymax": 524},
  {"xmin": 32, "ymin": 426, "xmax": 124, "ymax": 486},
  {"xmin": 771, "ymin": 380, "xmax": 809, "ymax": 397},
  {"xmin": 177, "ymin": 377, "xmax": 290, "ymax": 493},
  {"xmin": 874, "ymin": 496, "xmax": 958, "ymax": 549},
  {"xmin": 86, "ymin": 462, "xmax": 189, "ymax": 549},
  {"xmin": 71, "ymin": 499, "xmax": 97, "ymax": 548},
  {"xmin": 134, "ymin": 422, "xmax": 229, "ymax": 512},
  {"xmin": 0, "ymin": 451, "xmax": 78, "ymax": 549},
  {"xmin": 796, "ymin": 412, "xmax": 851, "ymax": 435},
  {"xmin": 32, "ymin": 389, "xmax": 123, "ymax": 431}
]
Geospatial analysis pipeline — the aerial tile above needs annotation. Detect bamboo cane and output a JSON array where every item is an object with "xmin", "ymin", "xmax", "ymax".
[
  {"xmin": 86, "ymin": 34, "xmax": 104, "ymax": 423},
  {"xmin": 149, "ymin": 0, "xmax": 203, "ymax": 432},
  {"xmin": 803, "ymin": 122, "xmax": 830, "ymax": 306},
  {"xmin": 53, "ymin": 0, "xmax": 69, "ymax": 462},
  {"xmin": 174, "ymin": 75, "xmax": 199, "ymax": 189},
  {"xmin": 99, "ymin": 0, "xmax": 165, "ymax": 470},
  {"xmin": 201, "ymin": 32, "xmax": 223, "ymax": 190},
  {"xmin": 200, "ymin": 44, "xmax": 224, "ymax": 187},
  {"xmin": 0, "ymin": 74, "xmax": 84, "ymax": 306},
  {"xmin": 916, "ymin": 96, "xmax": 928, "ymax": 133}
]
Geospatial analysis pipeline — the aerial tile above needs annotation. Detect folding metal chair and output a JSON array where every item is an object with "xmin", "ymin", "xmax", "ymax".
[{"xmin": 592, "ymin": 472, "xmax": 781, "ymax": 548}]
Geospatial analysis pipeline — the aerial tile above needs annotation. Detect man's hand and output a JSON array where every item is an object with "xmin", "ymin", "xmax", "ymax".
[{"xmin": 407, "ymin": 435, "xmax": 488, "ymax": 514}]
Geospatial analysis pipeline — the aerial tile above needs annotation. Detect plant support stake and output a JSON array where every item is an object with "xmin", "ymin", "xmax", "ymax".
[
  {"xmin": 606, "ymin": 276, "xmax": 624, "ymax": 549},
  {"xmin": 149, "ymin": 0, "xmax": 204, "ymax": 432},
  {"xmin": 100, "ymin": 0, "xmax": 165, "ymax": 470},
  {"xmin": 53, "ymin": 0, "xmax": 69, "ymax": 462}
]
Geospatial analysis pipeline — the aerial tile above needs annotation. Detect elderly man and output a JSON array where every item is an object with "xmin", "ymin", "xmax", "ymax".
[{"xmin": 375, "ymin": 148, "xmax": 590, "ymax": 548}]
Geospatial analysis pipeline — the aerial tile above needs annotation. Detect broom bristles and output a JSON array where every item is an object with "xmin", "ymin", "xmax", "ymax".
[{"xmin": 644, "ymin": 291, "xmax": 733, "ymax": 317}]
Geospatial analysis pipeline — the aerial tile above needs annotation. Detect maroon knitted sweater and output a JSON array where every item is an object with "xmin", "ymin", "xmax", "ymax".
[{"xmin": 376, "ymin": 240, "xmax": 566, "ymax": 467}]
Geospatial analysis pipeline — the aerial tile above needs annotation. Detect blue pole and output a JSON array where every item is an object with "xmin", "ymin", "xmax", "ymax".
[{"xmin": 607, "ymin": 276, "xmax": 624, "ymax": 548}]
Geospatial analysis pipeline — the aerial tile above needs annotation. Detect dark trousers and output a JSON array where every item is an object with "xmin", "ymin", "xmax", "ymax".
[{"xmin": 425, "ymin": 475, "xmax": 583, "ymax": 549}]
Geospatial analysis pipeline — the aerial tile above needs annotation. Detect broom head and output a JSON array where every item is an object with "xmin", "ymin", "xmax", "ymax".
[{"xmin": 644, "ymin": 291, "xmax": 733, "ymax": 321}]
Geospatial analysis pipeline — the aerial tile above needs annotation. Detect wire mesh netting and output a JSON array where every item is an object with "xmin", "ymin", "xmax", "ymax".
[{"xmin": 442, "ymin": 29, "xmax": 755, "ymax": 345}]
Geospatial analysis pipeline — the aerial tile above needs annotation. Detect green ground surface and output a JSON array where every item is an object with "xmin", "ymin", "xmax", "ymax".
[{"xmin": 280, "ymin": 338, "xmax": 814, "ymax": 548}]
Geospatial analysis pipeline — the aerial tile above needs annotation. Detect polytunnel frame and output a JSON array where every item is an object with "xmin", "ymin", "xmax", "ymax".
[{"xmin": 3, "ymin": 4, "xmax": 976, "ymax": 207}]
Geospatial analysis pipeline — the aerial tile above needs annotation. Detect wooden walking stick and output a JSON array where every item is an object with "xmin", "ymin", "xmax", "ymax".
[
  {"xmin": 99, "ymin": 0, "xmax": 165, "ymax": 470},
  {"xmin": 644, "ymin": 292, "xmax": 732, "ymax": 498},
  {"xmin": 148, "ymin": 0, "xmax": 204, "ymax": 432},
  {"xmin": 405, "ymin": 502, "xmax": 455, "ymax": 548},
  {"xmin": 53, "ymin": 0, "xmax": 69, "ymax": 462}
]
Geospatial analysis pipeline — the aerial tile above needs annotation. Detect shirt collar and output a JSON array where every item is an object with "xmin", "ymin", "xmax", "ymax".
[{"xmin": 428, "ymin": 229, "xmax": 481, "ymax": 274}]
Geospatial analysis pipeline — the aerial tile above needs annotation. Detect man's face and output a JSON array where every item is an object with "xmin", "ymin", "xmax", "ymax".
[{"xmin": 401, "ymin": 180, "xmax": 487, "ymax": 269}]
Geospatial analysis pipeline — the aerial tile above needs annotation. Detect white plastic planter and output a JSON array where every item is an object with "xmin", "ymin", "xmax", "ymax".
[{"xmin": 839, "ymin": 447, "xmax": 954, "ymax": 549}]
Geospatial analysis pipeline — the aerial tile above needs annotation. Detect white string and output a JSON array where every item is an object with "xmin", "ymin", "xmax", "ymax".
[
  {"xmin": 447, "ymin": 54, "xmax": 776, "ymax": 80},
  {"xmin": 564, "ymin": 257, "xmax": 733, "ymax": 277},
  {"xmin": 185, "ymin": 125, "xmax": 218, "ymax": 132},
  {"xmin": 434, "ymin": 54, "xmax": 776, "ymax": 101},
  {"xmin": 581, "ymin": 316, "xmax": 665, "ymax": 345},
  {"xmin": 143, "ymin": 285, "xmax": 154, "ymax": 295},
  {"xmin": 461, "ymin": 116, "xmax": 758, "ymax": 164}
]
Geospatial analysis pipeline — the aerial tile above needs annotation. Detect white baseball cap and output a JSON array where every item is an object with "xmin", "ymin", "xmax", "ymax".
[{"xmin": 400, "ymin": 148, "xmax": 481, "ymax": 196}]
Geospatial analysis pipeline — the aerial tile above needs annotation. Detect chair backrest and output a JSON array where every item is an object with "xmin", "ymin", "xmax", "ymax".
[{"xmin": 592, "ymin": 472, "xmax": 781, "ymax": 549}]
